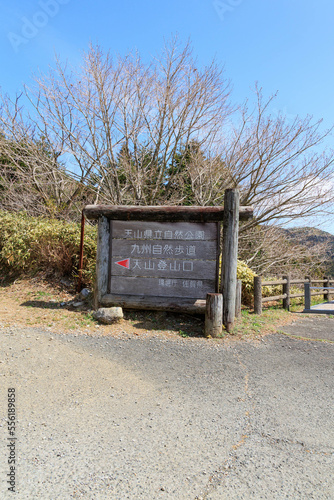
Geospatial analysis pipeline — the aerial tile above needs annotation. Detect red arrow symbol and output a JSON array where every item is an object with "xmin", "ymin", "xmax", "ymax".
[{"xmin": 115, "ymin": 258, "xmax": 130, "ymax": 269}]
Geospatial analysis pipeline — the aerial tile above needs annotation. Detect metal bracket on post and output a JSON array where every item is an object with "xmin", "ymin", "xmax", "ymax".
[
  {"xmin": 324, "ymin": 276, "xmax": 329, "ymax": 301},
  {"xmin": 282, "ymin": 275, "xmax": 290, "ymax": 311}
]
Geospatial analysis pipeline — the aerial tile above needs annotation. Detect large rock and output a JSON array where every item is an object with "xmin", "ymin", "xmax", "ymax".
[{"xmin": 93, "ymin": 307, "xmax": 124, "ymax": 324}]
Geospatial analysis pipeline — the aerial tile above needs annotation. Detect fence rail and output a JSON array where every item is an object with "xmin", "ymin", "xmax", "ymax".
[{"xmin": 254, "ymin": 276, "xmax": 334, "ymax": 315}]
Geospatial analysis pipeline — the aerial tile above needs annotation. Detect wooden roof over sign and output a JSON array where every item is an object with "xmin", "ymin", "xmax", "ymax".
[{"xmin": 83, "ymin": 204, "xmax": 254, "ymax": 222}]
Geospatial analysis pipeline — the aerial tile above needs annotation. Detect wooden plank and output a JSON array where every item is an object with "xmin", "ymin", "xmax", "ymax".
[
  {"xmin": 100, "ymin": 294, "xmax": 206, "ymax": 314},
  {"xmin": 112, "ymin": 220, "xmax": 218, "ymax": 240},
  {"xmin": 262, "ymin": 294, "xmax": 287, "ymax": 303},
  {"xmin": 216, "ymin": 222, "xmax": 221, "ymax": 293},
  {"xmin": 205, "ymin": 293, "xmax": 223, "ymax": 337},
  {"xmin": 111, "ymin": 239, "xmax": 218, "ymax": 261},
  {"xmin": 222, "ymin": 189, "xmax": 239, "ymax": 331},
  {"xmin": 109, "ymin": 220, "xmax": 219, "ymax": 302},
  {"xmin": 109, "ymin": 276, "xmax": 216, "ymax": 299},
  {"xmin": 94, "ymin": 216, "xmax": 110, "ymax": 309},
  {"xmin": 83, "ymin": 204, "xmax": 253, "ymax": 221},
  {"xmin": 107, "ymin": 220, "xmax": 113, "ymax": 293},
  {"xmin": 293, "ymin": 291, "xmax": 331, "ymax": 298},
  {"xmin": 262, "ymin": 280, "xmax": 287, "ymax": 286}
]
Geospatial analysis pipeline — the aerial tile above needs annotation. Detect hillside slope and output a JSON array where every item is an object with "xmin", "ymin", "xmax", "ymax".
[{"xmin": 284, "ymin": 227, "xmax": 334, "ymax": 275}]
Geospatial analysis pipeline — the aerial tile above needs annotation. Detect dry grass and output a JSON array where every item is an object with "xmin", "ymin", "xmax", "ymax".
[{"xmin": 0, "ymin": 276, "xmax": 298, "ymax": 342}]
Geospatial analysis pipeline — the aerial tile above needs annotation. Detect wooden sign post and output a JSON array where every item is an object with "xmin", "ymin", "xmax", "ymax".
[
  {"xmin": 84, "ymin": 192, "xmax": 253, "ymax": 333},
  {"xmin": 222, "ymin": 189, "xmax": 240, "ymax": 332}
]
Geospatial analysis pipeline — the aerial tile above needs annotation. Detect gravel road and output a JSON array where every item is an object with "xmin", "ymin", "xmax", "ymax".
[{"xmin": 0, "ymin": 316, "xmax": 333, "ymax": 499}]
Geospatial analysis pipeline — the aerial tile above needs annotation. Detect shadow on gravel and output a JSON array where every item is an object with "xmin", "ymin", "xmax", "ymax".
[
  {"xmin": 20, "ymin": 300, "xmax": 64, "ymax": 309},
  {"xmin": 124, "ymin": 310, "xmax": 205, "ymax": 337},
  {"xmin": 19, "ymin": 301, "xmax": 206, "ymax": 337}
]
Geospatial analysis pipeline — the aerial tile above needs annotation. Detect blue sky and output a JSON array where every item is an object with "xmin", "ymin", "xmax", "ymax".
[{"xmin": 1, "ymin": 0, "xmax": 334, "ymax": 233}]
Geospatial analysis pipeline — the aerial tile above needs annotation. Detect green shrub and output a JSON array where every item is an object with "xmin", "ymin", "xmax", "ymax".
[
  {"xmin": 236, "ymin": 260, "xmax": 284, "ymax": 306},
  {"xmin": 0, "ymin": 210, "xmax": 97, "ymax": 285},
  {"xmin": 0, "ymin": 211, "xmax": 289, "ymax": 302},
  {"xmin": 237, "ymin": 259, "xmax": 256, "ymax": 305},
  {"xmin": 261, "ymin": 280, "xmax": 284, "ymax": 300}
]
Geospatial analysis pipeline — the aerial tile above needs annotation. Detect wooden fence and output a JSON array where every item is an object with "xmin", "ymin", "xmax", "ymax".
[{"xmin": 253, "ymin": 276, "xmax": 334, "ymax": 315}]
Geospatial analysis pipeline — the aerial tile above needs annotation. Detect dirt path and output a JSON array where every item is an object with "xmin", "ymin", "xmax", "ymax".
[
  {"xmin": 1, "ymin": 279, "xmax": 333, "ymax": 498},
  {"xmin": 0, "ymin": 310, "xmax": 333, "ymax": 498}
]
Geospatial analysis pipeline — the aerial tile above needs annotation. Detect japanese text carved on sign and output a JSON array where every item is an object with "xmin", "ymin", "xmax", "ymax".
[{"xmin": 109, "ymin": 221, "xmax": 219, "ymax": 299}]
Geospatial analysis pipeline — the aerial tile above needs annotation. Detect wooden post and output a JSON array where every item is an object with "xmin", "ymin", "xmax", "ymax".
[
  {"xmin": 235, "ymin": 280, "xmax": 242, "ymax": 318},
  {"xmin": 282, "ymin": 275, "xmax": 290, "ymax": 311},
  {"xmin": 254, "ymin": 276, "xmax": 262, "ymax": 315},
  {"xmin": 324, "ymin": 276, "xmax": 329, "ymax": 302},
  {"xmin": 304, "ymin": 282, "xmax": 311, "ymax": 310},
  {"xmin": 94, "ymin": 216, "xmax": 110, "ymax": 309},
  {"xmin": 77, "ymin": 211, "xmax": 85, "ymax": 293},
  {"xmin": 205, "ymin": 293, "xmax": 223, "ymax": 337},
  {"xmin": 221, "ymin": 189, "xmax": 239, "ymax": 332},
  {"xmin": 328, "ymin": 277, "xmax": 332, "ymax": 302}
]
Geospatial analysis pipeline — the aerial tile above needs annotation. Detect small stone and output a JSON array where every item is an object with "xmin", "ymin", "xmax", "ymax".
[
  {"xmin": 79, "ymin": 288, "xmax": 91, "ymax": 299},
  {"xmin": 93, "ymin": 307, "xmax": 124, "ymax": 325},
  {"xmin": 72, "ymin": 301, "xmax": 84, "ymax": 308},
  {"xmin": 61, "ymin": 278, "xmax": 72, "ymax": 287}
]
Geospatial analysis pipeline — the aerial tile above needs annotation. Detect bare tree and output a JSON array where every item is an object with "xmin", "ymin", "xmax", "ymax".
[
  {"xmin": 17, "ymin": 37, "xmax": 232, "ymax": 207},
  {"xmin": 219, "ymin": 86, "xmax": 334, "ymax": 232},
  {"xmin": 1, "ymin": 40, "xmax": 333, "ymax": 277},
  {"xmin": 0, "ymin": 93, "xmax": 88, "ymax": 218},
  {"xmin": 238, "ymin": 223, "xmax": 331, "ymax": 277},
  {"xmin": 164, "ymin": 140, "xmax": 233, "ymax": 205}
]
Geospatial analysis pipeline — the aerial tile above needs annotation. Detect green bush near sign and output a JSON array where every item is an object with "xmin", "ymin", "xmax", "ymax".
[
  {"xmin": 0, "ymin": 211, "xmax": 261, "ymax": 307},
  {"xmin": 0, "ymin": 210, "xmax": 97, "ymax": 284}
]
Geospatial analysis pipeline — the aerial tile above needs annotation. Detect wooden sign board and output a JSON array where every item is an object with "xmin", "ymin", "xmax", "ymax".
[
  {"xmin": 109, "ymin": 221, "xmax": 220, "ymax": 300},
  {"xmin": 83, "ymin": 198, "xmax": 253, "ymax": 315}
]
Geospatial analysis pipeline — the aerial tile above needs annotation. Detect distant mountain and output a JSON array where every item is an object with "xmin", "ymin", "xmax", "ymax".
[
  {"xmin": 283, "ymin": 227, "xmax": 334, "ymax": 275},
  {"xmin": 284, "ymin": 226, "xmax": 334, "ymax": 246}
]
